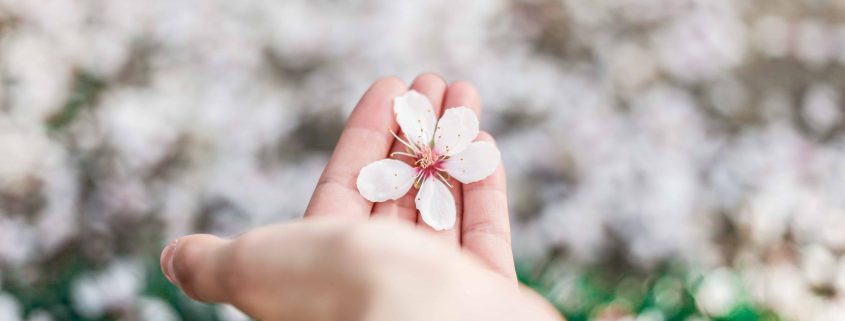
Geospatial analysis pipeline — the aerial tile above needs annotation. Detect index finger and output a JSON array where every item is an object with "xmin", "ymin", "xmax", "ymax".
[{"xmin": 305, "ymin": 77, "xmax": 407, "ymax": 218}]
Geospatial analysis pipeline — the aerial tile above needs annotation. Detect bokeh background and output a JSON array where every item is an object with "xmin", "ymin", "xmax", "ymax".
[{"xmin": 1, "ymin": 0, "xmax": 845, "ymax": 320}]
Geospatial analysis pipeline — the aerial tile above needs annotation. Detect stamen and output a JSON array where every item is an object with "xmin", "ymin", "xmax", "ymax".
[
  {"xmin": 440, "ymin": 171, "xmax": 451, "ymax": 181},
  {"xmin": 437, "ymin": 172, "xmax": 453, "ymax": 188},
  {"xmin": 389, "ymin": 129, "xmax": 420, "ymax": 153},
  {"xmin": 413, "ymin": 173, "xmax": 425, "ymax": 189},
  {"xmin": 390, "ymin": 151, "xmax": 416, "ymax": 159}
]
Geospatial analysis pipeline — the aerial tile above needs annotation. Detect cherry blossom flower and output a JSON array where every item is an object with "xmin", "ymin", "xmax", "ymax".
[{"xmin": 356, "ymin": 90, "xmax": 501, "ymax": 230}]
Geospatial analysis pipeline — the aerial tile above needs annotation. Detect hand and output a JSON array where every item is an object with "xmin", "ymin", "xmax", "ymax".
[{"xmin": 159, "ymin": 74, "xmax": 563, "ymax": 321}]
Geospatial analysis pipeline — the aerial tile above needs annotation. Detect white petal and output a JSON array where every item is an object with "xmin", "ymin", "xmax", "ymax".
[
  {"xmin": 433, "ymin": 106, "xmax": 479, "ymax": 156},
  {"xmin": 415, "ymin": 177, "xmax": 456, "ymax": 231},
  {"xmin": 394, "ymin": 90, "xmax": 437, "ymax": 147},
  {"xmin": 356, "ymin": 159, "xmax": 417, "ymax": 202},
  {"xmin": 443, "ymin": 141, "xmax": 500, "ymax": 184}
]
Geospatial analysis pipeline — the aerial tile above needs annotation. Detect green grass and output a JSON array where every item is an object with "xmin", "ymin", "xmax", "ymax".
[{"xmin": 517, "ymin": 260, "xmax": 782, "ymax": 321}]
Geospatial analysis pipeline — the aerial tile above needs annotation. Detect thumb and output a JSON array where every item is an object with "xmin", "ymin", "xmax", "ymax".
[
  {"xmin": 159, "ymin": 220, "xmax": 376, "ymax": 321},
  {"xmin": 160, "ymin": 234, "xmax": 230, "ymax": 302}
]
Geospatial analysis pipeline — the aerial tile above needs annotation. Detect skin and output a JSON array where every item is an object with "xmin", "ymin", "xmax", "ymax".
[{"xmin": 159, "ymin": 74, "xmax": 564, "ymax": 321}]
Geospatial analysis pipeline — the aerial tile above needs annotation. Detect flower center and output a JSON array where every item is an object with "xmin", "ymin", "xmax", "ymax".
[
  {"xmin": 416, "ymin": 146, "xmax": 439, "ymax": 170},
  {"xmin": 388, "ymin": 129, "xmax": 452, "ymax": 189}
]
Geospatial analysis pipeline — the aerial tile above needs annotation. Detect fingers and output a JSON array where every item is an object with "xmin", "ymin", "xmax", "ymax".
[
  {"xmin": 460, "ymin": 132, "xmax": 516, "ymax": 281},
  {"xmin": 371, "ymin": 73, "xmax": 447, "ymax": 223},
  {"xmin": 305, "ymin": 77, "xmax": 407, "ymax": 219},
  {"xmin": 443, "ymin": 81, "xmax": 482, "ymax": 120},
  {"xmin": 417, "ymin": 81, "xmax": 482, "ymax": 244}
]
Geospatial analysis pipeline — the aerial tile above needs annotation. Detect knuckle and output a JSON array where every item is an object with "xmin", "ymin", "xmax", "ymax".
[
  {"xmin": 218, "ymin": 234, "xmax": 258, "ymax": 301},
  {"xmin": 462, "ymin": 216, "xmax": 512, "ymax": 251}
]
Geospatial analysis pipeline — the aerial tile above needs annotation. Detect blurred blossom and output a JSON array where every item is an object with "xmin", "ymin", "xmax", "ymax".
[
  {"xmin": 0, "ymin": 293, "xmax": 22, "ymax": 321},
  {"xmin": 801, "ymin": 83, "xmax": 842, "ymax": 136},
  {"xmin": 800, "ymin": 244, "xmax": 837, "ymax": 288},
  {"xmin": 651, "ymin": 2, "xmax": 746, "ymax": 83},
  {"xmin": 835, "ymin": 258, "xmax": 845, "ymax": 294},
  {"xmin": 653, "ymin": 277, "xmax": 684, "ymax": 313},
  {"xmin": 1, "ymin": 32, "xmax": 73, "ymax": 125},
  {"xmin": 1, "ymin": 0, "xmax": 845, "ymax": 319},
  {"xmin": 135, "ymin": 297, "xmax": 179, "ymax": 321},
  {"xmin": 635, "ymin": 308, "xmax": 665, "ymax": 321},
  {"xmin": 217, "ymin": 304, "xmax": 250, "ymax": 321},
  {"xmin": 605, "ymin": 41, "xmax": 659, "ymax": 96},
  {"xmin": 25, "ymin": 310, "xmax": 53, "ymax": 321},
  {"xmin": 0, "ymin": 217, "xmax": 37, "ymax": 267},
  {"xmin": 70, "ymin": 260, "xmax": 145, "ymax": 318},
  {"xmin": 97, "ymin": 88, "xmax": 186, "ymax": 174},
  {"xmin": 707, "ymin": 76, "xmax": 750, "ymax": 122},
  {"xmin": 539, "ymin": 199, "xmax": 606, "ymax": 263},
  {"xmin": 836, "ymin": 25, "xmax": 845, "ymax": 65},
  {"xmin": 695, "ymin": 268, "xmax": 740, "ymax": 318},
  {"xmin": 752, "ymin": 15, "xmax": 790, "ymax": 59},
  {"xmin": 741, "ymin": 184, "xmax": 795, "ymax": 247},
  {"xmin": 0, "ymin": 121, "xmax": 50, "ymax": 192},
  {"xmin": 795, "ymin": 20, "xmax": 833, "ymax": 68},
  {"xmin": 750, "ymin": 264, "xmax": 813, "ymax": 319},
  {"xmin": 609, "ymin": 0, "xmax": 689, "ymax": 24}
]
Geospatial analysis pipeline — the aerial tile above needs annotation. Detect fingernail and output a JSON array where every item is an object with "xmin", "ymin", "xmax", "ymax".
[{"xmin": 160, "ymin": 239, "xmax": 179, "ymax": 286}]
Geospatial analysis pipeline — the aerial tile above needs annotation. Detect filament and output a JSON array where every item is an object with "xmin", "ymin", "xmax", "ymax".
[
  {"xmin": 390, "ymin": 151, "xmax": 416, "ymax": 159},
  {"xmin": 389, "ymin": 129, "xmax": 420, "ymax": 154},
  {"xmin": 437, "ymin": 172, "xmax": 453, "ymax": 188}
]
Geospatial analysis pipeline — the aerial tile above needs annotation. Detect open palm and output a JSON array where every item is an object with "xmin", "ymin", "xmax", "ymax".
[
  {"xmin": 157, "ymin": 75, "xmax": 562, "ymax": 321},
  {"xmin": 304, "ymin": 74, "xmax": 515, "ymax": 280}
]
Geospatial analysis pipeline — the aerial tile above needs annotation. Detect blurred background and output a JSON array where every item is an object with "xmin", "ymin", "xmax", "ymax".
[{"xmin": 1, "ymin": 0, "xmax": 845, "ymax": 320}]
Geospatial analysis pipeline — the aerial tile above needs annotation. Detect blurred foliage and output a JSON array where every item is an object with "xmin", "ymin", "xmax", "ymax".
[
  {"xmin": 1, "ymin": 254, "xmax": 787, "ymax": 320},
  {"xmin": 3, "ymin": 255, "xmax": 220, "ymax": 321},
  {"xmin": 518, "ymin": 259, "xmax": 783, "ymax": 321},
  {"xmin": 46, "ymin": 72, "xmax": 106, "ymax": 132}
]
